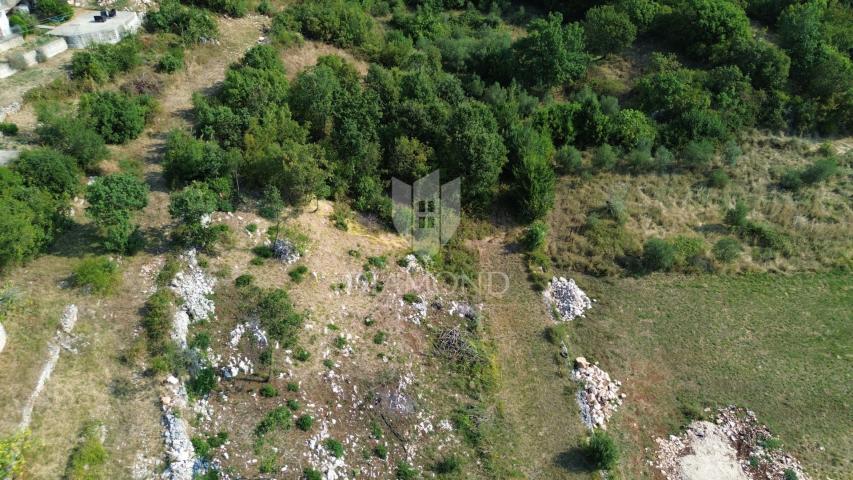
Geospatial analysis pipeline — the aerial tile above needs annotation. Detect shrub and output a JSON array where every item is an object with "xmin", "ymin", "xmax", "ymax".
[
  {"xmin": 522, "ymin": 221, "xmax": 548, "ymax": 251},
  {"xmin": 14, "ymin": 148, "xmax": 79, "ymax": 200},
  {"xmin": 235, "ymin": 273, "xmax": 254, "ymax": 287},
  {"xmin": 366, "ymin": 256, "xmax": 387, "ymax": 269},
  {"xmin": 544, "ymin": 324, "xmax": 568, "ymax": 346},
  {"xmin": 707, "ymin": 168, "xmax": 730, "ymax": 188},
  {"xmin": 157, "ymin": 49, "xmax": 185, "ymax": 73},
  {"xmin": 671, "ymin": 236, "xmax": 705, "ymax": 267},
  {"xmin": 257, "ymin": 0, "xmax": 274, "ymax": 16},
  {"xmin": 255, "ymin": 406, "xmax": 292, "ymax": 436},
  {"xmin": 258, "ymin": 184, "xmax": 284, "ymax": 219},
  {"xmin": 69, "ymin": 36, "xmax": 142, "ymax": 83},
  {"xmin": 79, "ymin": 91, "xmax": 151, "ymax": 144},
  {"xmin": 396, "ymin": 461, "xmax": 418, "ymax": 480},
  {"xmin": 779, "ymin": 169, "xmax": 804, "ymax": 191},
  {"xmin": 783, "ymin": 469, "xmax": 798, "ymax": 480},
  {"xmin": 289, "ymin": 265, "xmax": 309, "ymax": 283},
  {"xmin": 287, "ymin": 382, "xmax": 299, "ymax": 392},
  {"xmin": 252, "ymin": 245, "xmax": 274, "ymax": 258},
  {"xmin": 287, "ymin": 399, "xmax": 301, "ymax": 411},
  {"xmin": 433, "ymin": 455, "xmax": 461, "ymax": 474},
  {"xmin": 86, "ymin": 173, "xmax": 149, "ymax": 253},
  {"xmin": 402, "ymin": 292, "xmax": 420, "ymax": 304},
  {"xmin": 187, "ymin": 367, "xmax": 216, "ymax": 397},
  {"xmin": 8, "ymin": 12, "xmax": 36, "ymax": 36},
  {"xmin": 800, "ymin": 157, "xmax": 839, "ymax": 185},
  {"xmin": 73, "ymin": 257, "xmax": 121, "ymax": 294},
  {"xmin": 257, "ymin": 288, "xmax": 304, "ymax": 348},
  {"xmin": 373, "ymin": 331, "xmax": 386, "ymax": 345},
  {"xmin": 35, "ymin": 110, "xmax": 108, "ymax": 172},
  {"xmin": 259, "ymin": 384, "xmax": 278, "ymax": 397},
  {"xmin": 0, "ymin": 123, "xmax": 18, "ymax": 136},
  {"xmin": 681, "ymin": 140, "xmax": 715, "ymax": 170},
  {"xmin": 145, "ymin": 0, "xmax": 218, "ymax": 44},
  {"xmin": 585, "ymin": 430, "xmax": 619, "ymax": 470},
  {"xmin": 189, "ymin": 332, "xmax": 210, "ymax": 350},
  {"xmin": 642, "ymin": 238, "xmax": 676, "ymax": 272},
  {"xmin": 373, "ymin": 443, "xmax": 387, "ymax": 459},
  {"xmin": 555, "ymin": 145, "xmax": 583, "ymax": 174},
  {"xmin": 66, "ymin": 423, "xmax": 107, "ymax": 480},
  {"xmin": 286, "ymin": 0, "xmax": 378, "ymax": 48},
  {"xmin": 295, "ymin": 348, "xmax": 311, "ymax": 361},
  {"xmin": 304, "ymin": 469, "xmax": 322, "ymax": 480},
  {"xmin": 34, "ymin": 0, "xmax": 73, "ymax": 20},
  {"xmin": 722, "ymin": 140, "xmax": 742, "ymax": 165},
  {"xmin": 584, "ymin": 5, "xmax": 637, "ymax": 56},
  {"xmin": 143, "ymin": 289, "xmax": 174, "ymax": 353},
  {"xmin": 323, "ymin": 438, "xmax": 344, "ymax": 458},
  {"xmin": 713, "ymin": 237, "xmax": 742, "ymax": 263},
  {"xmin": 724, "ymin": 200, "xmax": 749, "ymax": 228},
  {"xmin": 592, "ymin": 144, "xmax": 618, "ymax": 171},
  {"xmin": 162, "ymin": 130, "xmax": 229, "ymax": 187},
  {"xmin": 296, "ymin": 414, "xmax": 314, "ymax": 431}
]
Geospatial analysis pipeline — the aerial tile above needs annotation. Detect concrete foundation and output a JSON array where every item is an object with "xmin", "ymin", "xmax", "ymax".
[
  {"xmin": 36, "ymin": 37, "xmax": 68, "ymax": 61},
  {"xmin": 8, "ymin": 48, "xmax": 37, "ymax": 69},
  {"xmin": 48, "ymin": 10, "xmax": 141, "ymax": 49},
  {"xmin": 0, "ymin": 32, "xmax": 22, "ymax": 53},
  {"xmin": 0, "ymin": 61, "xmax": 16, "ymax": 78}
]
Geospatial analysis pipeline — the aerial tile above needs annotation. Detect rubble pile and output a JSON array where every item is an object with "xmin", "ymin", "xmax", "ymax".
[
  {"xmin": 400, "ymin": 254, "xmax": 423, "ymax": 273},
  {"xmin": 655, "ymin": 407, "xmax": 810, "ymax": 480},
  {"xmin": 228, "ymin": 321, "xmax": 268, "ymax": 349},
  {"xmin": 571, "ymin": 357, "xmax": 624, "ymax": 429},
  {"xmin": 272, "ymin": 239, "xmax": 301, "ymax": 264},
  {"xmin": 171, "ymin": 250, "xmax": 216, "ymax": 322},
  {"xmin": 544, "ymin": 277, "xmax": 592, "ymax": 321},
  {"xmin": 305, "ymin": 421, "xmax": 349, "ymax": 480},
  {"xmin": 162, "ymin": 412, "xmax": 197, "ymax": 480}
]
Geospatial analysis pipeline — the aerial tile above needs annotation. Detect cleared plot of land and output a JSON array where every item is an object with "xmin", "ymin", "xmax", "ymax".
[{"xmin": 573, "ymin": 272, "xmax": 852, "ymax": 479}]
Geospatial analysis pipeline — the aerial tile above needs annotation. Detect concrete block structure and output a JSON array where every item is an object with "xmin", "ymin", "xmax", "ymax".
[
  {"xmin": 36, "ymin": 37, "xmax": 68, "ymax": 61},
  {"xmin": 48, "ymin": 10, "xmax": 141, "ymax": 48}
]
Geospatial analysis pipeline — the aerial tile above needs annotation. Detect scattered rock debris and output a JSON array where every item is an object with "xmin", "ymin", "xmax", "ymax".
[
  {"xmin": 656, "ymin": 407, "xmax": 810, "ymax": 480},
  {"xmin": 571, "ymin": 357, "xmax": 624, "ymax": 430},
  {"xmin": 170, "ymin": 250, "xmax": 216, "ymax": 348},
  {"xmin": 544, "ymin": 277, "xmax": 593, "ymax": 321},
  {"xmin": 272, "ymin": 238, "xmax": 301, "ymax": 264}
]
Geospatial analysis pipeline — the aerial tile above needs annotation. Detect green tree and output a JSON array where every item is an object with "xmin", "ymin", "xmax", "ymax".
[
  {"xmin": 609, "ymin": 109, "xmax": 656, "ymax": 149},
  {"xmin": 447, "ymin": 101, "xmax": 507, "ymax": 211},
  {"xmin": 79, "ymin": 91, "xmax": 151, "ymax": 144},
  {"xmin": 163, "ymin": 130, "xmax": 229, "ymax": 187},
  {"xmin": 35, "ymin": 109, "xmax": 108, "ymax": 173},
  {"xmin": 513, "ymin": 12, "xmax": 591, "ymax": 90},
  {"xmin": 0, "ymin": 169, "xmax": 63, "ymax": 269},
  {"xmin": 86, "ymin": 174, "xmax": 149, "ymax": 253},
  {"xmin": 669, "ymin": 0, "xmax": 751, "ymax": 58},
  {"xmin": 584, "ymin": 5, "xmax": 637, "ymax": 56},
  {"xmin": 169, "ymin": 183, "xmax": 219, "ymax": 247},
  {"xmin": 390, "ymin": 136, "xmax": 433, "ymax": 183},
  {"xmin": 513, "ymin": 151, "xmax": 556, "ymax": 221},
  {"xmin": 14, "ymin": 148, "xmax": 79, "ymax": 200}
]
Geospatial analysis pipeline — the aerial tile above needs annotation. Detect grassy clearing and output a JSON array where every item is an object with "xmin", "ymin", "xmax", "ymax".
[{"xmin": 572, "ymin": 272, "xmax": 852, "ymax": 478}]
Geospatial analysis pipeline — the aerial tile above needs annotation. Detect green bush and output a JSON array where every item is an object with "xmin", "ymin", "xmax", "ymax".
[
  {"xmin": 157, "ymin": 49, "xmax": 185, "ymax": 73},
  {"xmin": 522, "ymin": 221, "xmax": 548, "ymax": 251},
  {"xmin": 35, "ymin": 109, "xmax": 109, "ymax": 172},
  {"xmin": 433, "ymin": 455, "xmax": 461, "ymax": 474},
  {"xmin": 713, "ymin": 237, "xmax": 742, "ymax": 263},
  {"xmin": 289, "ymin": 265, "xmax": 309, "ymax": 283},
  {"xmin": 79, "ymin": 91, "xmax": 152, "ymax": 144},
  {"xmin": 258, "ymin": 184, "xmax": 284, "ymax": 219},
  {"xmin": 323, "ymin": 438, "xmax": 344, "ymax": 458},
  {"xmin": 259, "ymin": 384, "xmax": 278, "ymax": 397},
  {"xmin": 592, "ymin": 144, "xmax": 618, "ymax": 171},
  {"xmin": 555, "ymin": 145, "xmax": 583, "ymax": 174},
  {"xmin": 372, "ymin": 331, "xmax": 386, "ymax": 345},
  {"xmin": 724, "ymin": 200, "xmax": 750, "ymax": 228},
  {"xmin": 73, "ymin": 257, "xmax": 121, "ymax": 294},
  {"xmin": 257, "ymin": 0, "xmax": 274, "ymax": 16},
  {"xmin": 0, "ymin": 123, "xmax": 18, "ymax": 136},
  {"xmin": 373, "ymin": 443, "xmax": 387, "ymax": 459},
  {"xmin": 8, "ymin": 12, "xmax": 37, "ymax": 36},
  {"xmin": 86, "ymin": 173, "xmax": 149, "ymax": 253},
  {"xmin": 65, "ymin": 423, "xmax": 107, "ymax": 480},
  {"xmin": 782, "ymin": 157, "xmax": 839, "ymax": 190},
  {"xmin": 14, "ymin": 148, "xmax": 79, "ymax": 200},
  {"xmin": 235, "ymin": 273, "xmax": 254, "ymax": 287},
  {"xmin": 143, "ymin": 289, "xmax": 174, "ymax": 353},
  {"xmin": 296, "ymin": 414, "xmax": 314, "ymax": 431},
  {"xmin": 187, "ymin": 367, "xmax": 216, "ymax": 397},
  {"xmin": 303, "ymin": 469, "xmax": 322, "ymax": 480},
  {"xmin": 544, "ymin": 324, "xmax": 568, "ymax": 346},
  {"xmin": 34, "ymin": 0, "xmax": 73, "ymax": 20},
  {"xmin": 671, "ymin": 236, "xmax": 705, "ymax": 267},
  {"xmin": 256, "ymin": 288, "xmax": 304, "ymax": 348},
  {"xmin": 642, "ymin": 238, "xmax": 676, "ymax": 272},
  {"xmin": 681, "ymin": 140, "xmax": 715, "ymax": 170},
  {"xmin": 255, "ymin": 406, "xmax": 292, "ymax": 436},
  {"xmin": 707, "ymin": 168, "xmax": 730, "ymax": 188},
  {"xmin": 286, "ymin": 0, "xmax": 378, "ymax": 48},
  {"xmin": 402, "ymin": 292, "xmax": 420, "ymax": 304},
  {"xmin": 396, "ymin": 461, "xmax": 418, "ymax": 480},
  {"xmin": 287, "ymin": 399, "xmax": 301, "ymax": 411},
  {"xmin": 586, "ymin": 430, "xmax": 619, "ymax": 470},
  {"xmin": 145, "ymin": 0, "xmax": 219, "ymax": 44},
  {"xmin": 783, "ymin": 469, "xmax": 799, "ymax": 480},
  {"xmin": 69, "ymin": 36, "xmax": 142, "ymax": 84}
]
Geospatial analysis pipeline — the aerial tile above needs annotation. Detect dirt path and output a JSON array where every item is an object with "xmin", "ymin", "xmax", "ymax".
[{"xmin": 476, "ymin": 236, "xmax": 593, "ymax": 479}]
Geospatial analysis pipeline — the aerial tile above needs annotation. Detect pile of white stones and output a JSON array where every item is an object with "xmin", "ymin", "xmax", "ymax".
[
  {"xmin": 228, "ymin": 321, "xmax": 268, "ymax": 349},
  {"xmin": 171, "ymin": 250, "xmax": 216, "ymax": 323},
  {"xmin": 272, "ymin": 239, "xmax": 301, "ymax": 264},
  {"xmin": 544, "ymin": 277, "xmax": 592, "ymax": 322},
  {"xmin": 571, "ymin": 357, "xmax": 624, "ymax": 430}
]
